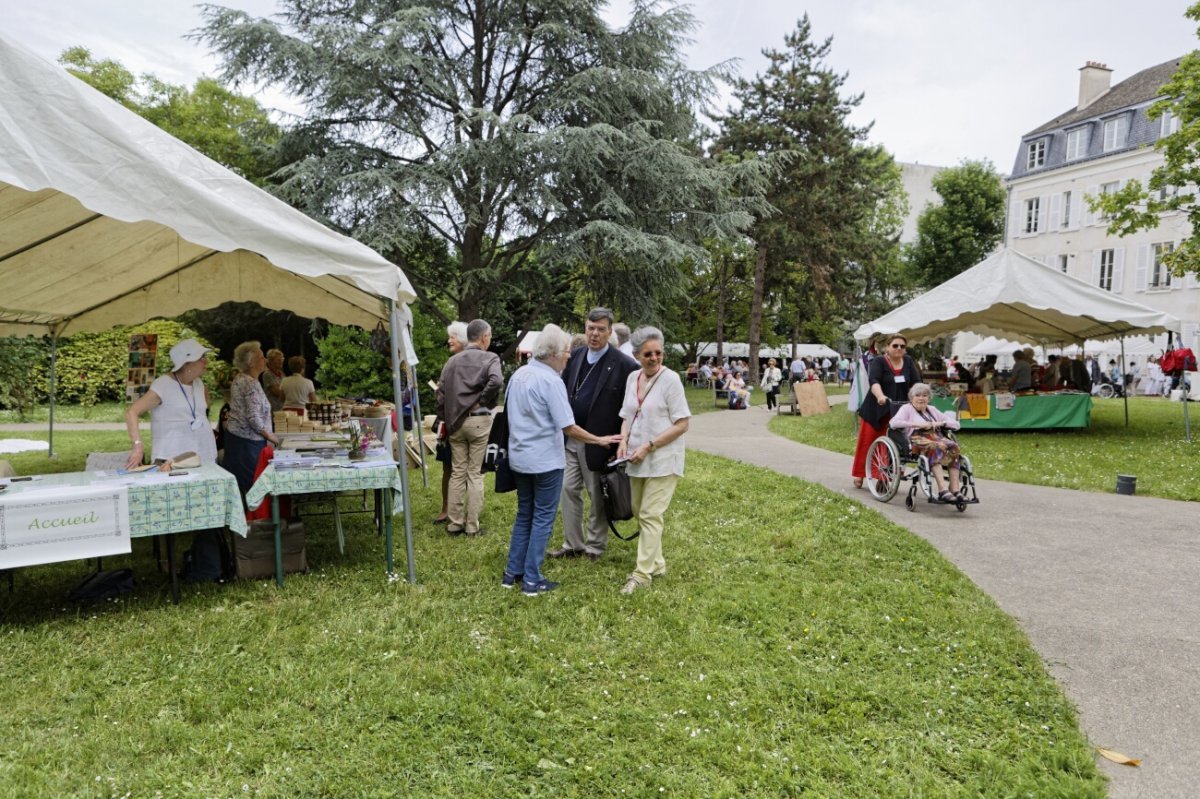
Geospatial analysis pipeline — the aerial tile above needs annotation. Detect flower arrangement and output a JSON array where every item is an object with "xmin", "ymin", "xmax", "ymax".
[{"xmin": 347, "ymin": 421, "xmax": 373, "ymax": 460}]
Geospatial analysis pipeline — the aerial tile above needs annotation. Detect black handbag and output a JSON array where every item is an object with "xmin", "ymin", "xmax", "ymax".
[
  {"xmin": 600, "ymin": 463, "xmax": 638, "ymax": 541},
  {"xmin": 856, "ymin": 395, "xmax": 891, "ymax": 428}
]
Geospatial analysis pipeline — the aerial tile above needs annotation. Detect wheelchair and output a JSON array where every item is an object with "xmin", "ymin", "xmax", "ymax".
[{"xmin": 864, "ymin": 420, "xmax": 979, "ymax": 513}]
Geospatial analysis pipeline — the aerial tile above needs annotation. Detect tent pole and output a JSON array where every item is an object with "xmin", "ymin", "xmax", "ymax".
[
  {"xmin": 388, "ymin": 300, "xmax": 417, "ymax": 584},
  {"xmin": 409, "ymin": 361, "xmax": 428, "ymax": 488},
  {"xmin": 48, "ymin": 331, "xmax": 59, "ymax": 459},
  {"xmin": 1120, "ymin": 337, "xmax": 1128, "ymax": 427}
]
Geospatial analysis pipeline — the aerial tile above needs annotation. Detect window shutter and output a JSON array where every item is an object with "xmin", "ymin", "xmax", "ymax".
[
  {"xmin": 1049, "ymin": 193, "xmax": 1062, "ymax": 230},
  {"xmin": 1112, "ymin": 248, "xmax": 1125, "ymax": 293},
  {"xmin": 1071, "ymin": 191, "xmax": 1084, "ymax": 230},
  {"xmin": 1090, "ymin": 250, "xmax": 1101, "ymax": 286},
  {"xmin": 1135, "ymin": 244, "xmax": 1149, "ymax": 291},
  {"xmin": 1085, "ymin": 185, "xmax": 1100, "ymax": 225},
  {"xmin": 1038, "ymin": 195, "xmax": 1050, "ymax": 233}
]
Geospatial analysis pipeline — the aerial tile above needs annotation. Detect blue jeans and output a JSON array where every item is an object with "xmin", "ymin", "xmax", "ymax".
[{"xmin": 505, "ymin": 469, "xmax": 565, "ymax": 584}]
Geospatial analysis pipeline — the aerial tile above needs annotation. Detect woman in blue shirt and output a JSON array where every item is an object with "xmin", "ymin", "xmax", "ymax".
[{"xmin": 503, "ymin": 324, "xmax": 622, "ymax": 596}]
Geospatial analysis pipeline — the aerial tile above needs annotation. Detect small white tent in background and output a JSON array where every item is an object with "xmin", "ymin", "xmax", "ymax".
[{"xmin": 0, "ymin": 33, "xmax": 421, "ymax": 580}]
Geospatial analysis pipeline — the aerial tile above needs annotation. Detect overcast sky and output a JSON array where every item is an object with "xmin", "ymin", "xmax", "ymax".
[{"xmin": 4, "ymin": 1, "xmax": 1197, "ymax": 173}]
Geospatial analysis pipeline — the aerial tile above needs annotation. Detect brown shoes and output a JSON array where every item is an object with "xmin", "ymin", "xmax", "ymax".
[{"xmin": 548, "ymin": 547, "xmax": 600, "ymax": 561}]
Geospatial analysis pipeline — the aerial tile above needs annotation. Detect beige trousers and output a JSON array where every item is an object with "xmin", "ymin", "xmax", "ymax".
[
  {"xmin": 447, "ymin": 415, "xmax": 493, "ymax": 533},
  {"xmin": 628, "ymin": 474, "xmax": 680, "ymax": 585}
]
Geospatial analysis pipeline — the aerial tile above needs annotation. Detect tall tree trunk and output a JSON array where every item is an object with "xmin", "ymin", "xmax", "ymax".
[
  {"xmin": 459, "ymin": 221, "xmax": 485, "ymax": 321},
  {"xmin": 715, "ymin": 253, "xmax": 727, "ymax": 362},
  {"xmin": 747, "ymin": 243, "xmax": 767, "ymax": 384}
]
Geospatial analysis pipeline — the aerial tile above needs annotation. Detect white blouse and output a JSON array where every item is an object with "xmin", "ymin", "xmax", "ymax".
[
  {"xmin": 148, "ymin": 373, "xmax": 217, "ymax": 464},
  {"xmin": 620, "ymin": 368, "xmax": 691, "ymax": 478}
]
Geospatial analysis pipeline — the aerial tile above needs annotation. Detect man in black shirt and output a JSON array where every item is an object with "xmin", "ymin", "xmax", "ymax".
[{"xmin": 549, "ymin": 308, "xmax": 638, "ymax": 560}]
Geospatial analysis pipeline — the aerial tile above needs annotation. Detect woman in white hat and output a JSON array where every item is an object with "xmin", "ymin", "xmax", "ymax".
[{"xmin": 124, "ymin": 338, "xmax": 218, "ymax": 469}]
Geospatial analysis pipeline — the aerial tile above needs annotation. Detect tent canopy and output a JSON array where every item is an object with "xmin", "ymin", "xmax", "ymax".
[
  {"xmin": 854, "ymin": 248, "xmax": 1181, "ymax": 346},
  {"xmin": 0, "ymin": 33, "xmax": 415, "ymax": 337}
]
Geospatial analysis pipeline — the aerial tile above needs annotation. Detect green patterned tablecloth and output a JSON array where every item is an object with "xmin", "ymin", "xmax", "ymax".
[
  {"xmin": 244, "ymin": 462, "xmax": 404, "ymax": 511},
  {"xmin": 0, "ymin": 464, "xmax": 248, "ymax": 538}
]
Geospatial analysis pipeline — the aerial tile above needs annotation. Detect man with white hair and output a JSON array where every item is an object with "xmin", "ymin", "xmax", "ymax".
[{"xmin": 436, "ymin": 319, "xmax": 504, "ymax": 536}]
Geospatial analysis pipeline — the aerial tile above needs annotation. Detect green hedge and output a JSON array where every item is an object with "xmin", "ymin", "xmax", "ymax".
[{"xmin": 0, "ymin": 321, "xmax": 222, "ymax": 411}]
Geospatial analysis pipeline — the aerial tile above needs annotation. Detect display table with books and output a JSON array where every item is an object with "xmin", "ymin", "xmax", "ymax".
[{"xmin": 245, "ymin": 452, "xmax": 403, "ymax": 587}]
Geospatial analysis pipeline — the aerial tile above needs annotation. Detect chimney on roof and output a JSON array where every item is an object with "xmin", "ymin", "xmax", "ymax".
[{"xmin": 1078, "ymin": 61, "xmax": 1113, "ymax": 110}]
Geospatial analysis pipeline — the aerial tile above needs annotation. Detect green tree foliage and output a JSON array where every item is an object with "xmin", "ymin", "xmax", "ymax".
[
  {"xmin": 51, "ymin": 321, "xmax": 219, "ymax": 407},
  {"xmin": 59, "ymin": 47, "xmax": 280, "ymax": 183},
  {"xmin": 314, "ymin": 326, "xmax": 393, "ymax": 399},
  {"xmin": 715, "ymin": 15, "xmax": 904, "ymax": 378},
  {"xmin": 0, "ymin": 336, "xmax": 50, "ymax": 419},
  {"xmin": 1091, "ymin": 4, "xmax": 1200, "ymax": 277},
  {"xmin": 908, "ymin": 159, "xmax": 1006, "ymax": 286},
  {"xmin": 197, "ymin": 0, "xmax": 768, "ymax": 330},
  {"xmin": 667, "ymin": 238, "xmax": 756, "ymax": 362}
]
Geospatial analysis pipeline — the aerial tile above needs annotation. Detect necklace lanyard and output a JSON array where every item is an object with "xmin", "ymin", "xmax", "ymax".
[
  {"xmin": 631, "ymin": 369, "xmax": 663, "ymax": 433},
  {"xmin": 572, "ymin": 357, "xmax": 601, "ymax": 399},
  {"xmin": 174, "ymin": 373, "xmax": 197, "ymax": 421}
]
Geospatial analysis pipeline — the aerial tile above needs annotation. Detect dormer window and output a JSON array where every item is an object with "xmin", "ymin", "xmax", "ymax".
[
  {"xmin": 1160, "ymin": 109, "xmax": 1181, "ymax": 138},
  {"xmin": 1065, "ymin": 127, "xmax": 1089, "ymax": 160},
  {"xmin": 1103, "ymin": 116, "xmax": 1129, "ymax": 151},
  {"xmin": 1026, "ymin": 139, "xmax": 1047, "ymax": 169}
]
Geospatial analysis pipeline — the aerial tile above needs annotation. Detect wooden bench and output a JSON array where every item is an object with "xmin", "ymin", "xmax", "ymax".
[{"xmin": 713, "ymin": 385, "xmax": 730, "ymax": 407}]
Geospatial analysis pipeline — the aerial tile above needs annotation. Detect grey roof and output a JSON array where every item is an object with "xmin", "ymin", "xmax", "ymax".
[{"xmin": 1026, "ymin": 57, "xmax": 1183, "ymax": 136}]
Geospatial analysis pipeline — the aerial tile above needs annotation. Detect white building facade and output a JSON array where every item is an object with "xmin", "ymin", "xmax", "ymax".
[{"xmin": 1005, "ymin": 58, "xmax": 1196, "ymax": 349}]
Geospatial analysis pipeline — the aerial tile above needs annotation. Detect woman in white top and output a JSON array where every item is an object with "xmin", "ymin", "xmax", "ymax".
[
  {"xmin": 124, "ymin": 338, "xmax": 217, "ymax": 468},
  {"xmin": 615, "ymin": 326, "xmax": 691, "ymax": 595},
  {"xmin": 760, "ymin": 357, "xmax": 782, "ymax": 410}
]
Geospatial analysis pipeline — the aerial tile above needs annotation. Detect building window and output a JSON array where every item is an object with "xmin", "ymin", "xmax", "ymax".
[
  {"xmin": 1103, "ymin": 117, "xmax": 1128, "ymax": 151},
  {"xmin": 1026, "ymin": 139, "xmax": 1046, "ymax": 169},
  {"xmin": 1024, "ymin": 197, "xmax": 1040, "ymax": 234},
  {"xmin": 1152, "ymin": 242, "xmax": 1174, "ymax": 288},
  {"xmin": 1099, "ymin": 249, "xmax": 1115, "ymax": 291},
  {"xmin": 1066, "ymin": 128, "xmax": 1089, "ymax": 160},
  {"xmin": 1058, "ymin": 254, "xmax": 1070, "ymax": 274},
  {"xmin": 1096, "ymin": 181, "xmax": 1120, "ymax": 223},
  {"xmin": 1160, "ymin": 110, "xmax": 1181, "ymax": 138},
  {"xmin": 1061, "ymin": 190, "xmax": 1072, "ymax": 227}
]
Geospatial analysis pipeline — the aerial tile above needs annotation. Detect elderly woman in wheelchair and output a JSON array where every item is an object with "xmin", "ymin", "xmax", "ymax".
[{"xmin": 866, "ymin": 382, "xmax": 976, "ymax": 510}]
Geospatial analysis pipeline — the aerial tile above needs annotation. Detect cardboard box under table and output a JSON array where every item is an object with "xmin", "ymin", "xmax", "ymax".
[
  {"xmin": 244, "ymin": 458, "xmax": 404, "ymax": 587},
  {"xmin": 0, "ymin": 464, "xmax": 247, "ymax": 602}
]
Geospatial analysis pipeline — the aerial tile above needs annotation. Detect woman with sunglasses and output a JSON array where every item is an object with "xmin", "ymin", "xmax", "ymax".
[
  {"xmin": 616, "ymin": 327, "xmax": 691, "ymax": 595},
  {"xmin": 851, "ymin": 334, "xmax": 921, "ymax": 489}
]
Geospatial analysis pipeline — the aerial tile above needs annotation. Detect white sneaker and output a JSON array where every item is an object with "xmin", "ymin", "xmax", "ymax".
[{"xmin": 620, "ymin": 577, "xmax": 645, "ymax": 595}]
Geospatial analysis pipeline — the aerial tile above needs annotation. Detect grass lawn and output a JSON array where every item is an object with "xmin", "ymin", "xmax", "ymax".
[
  {"xmin": 769, "ymin": 396, "xmax": 1200, "ymax": 501},
  {"xmin": 0, "ymin": 401, "xmax": 127, "ymax": 424},
  {"xmin": 0, "ymin": 432, "xmax": 1103, "ymax": 797}
]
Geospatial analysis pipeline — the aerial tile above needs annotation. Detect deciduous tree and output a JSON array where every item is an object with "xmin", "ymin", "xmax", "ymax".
[{"xmin": 908, "ymin": 159, "xmax": 1006, "ymax": 286}]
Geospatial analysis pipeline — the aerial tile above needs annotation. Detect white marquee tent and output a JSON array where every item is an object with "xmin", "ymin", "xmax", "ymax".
[
  {"xmin": 0, "ymin": 34, "xmax": 421, "ymax": 579},
  {"xmin": 854, "ymin": 249, "xmax": 1181, "ymax": 346}
]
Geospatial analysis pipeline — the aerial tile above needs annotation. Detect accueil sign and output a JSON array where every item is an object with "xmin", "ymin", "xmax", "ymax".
[{"xmin": 0, "ymin": 487, "xmax": 131, "ymax": 569}]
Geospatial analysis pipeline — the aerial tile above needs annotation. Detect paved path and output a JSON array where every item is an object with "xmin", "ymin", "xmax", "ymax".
[{"xmin": 689, "ymin": 404, "xmax": 1199, "ymax": 799}]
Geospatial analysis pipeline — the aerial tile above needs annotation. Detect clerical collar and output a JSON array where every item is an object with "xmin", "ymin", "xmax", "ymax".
[{"xmin": 586, "ymin": 344, "xmax": 608, "ymax": 365}]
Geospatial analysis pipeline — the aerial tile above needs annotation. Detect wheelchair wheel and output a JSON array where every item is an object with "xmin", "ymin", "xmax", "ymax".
[
  {"xmin": 1097, "ymin": 383, "xmax": 1114, "ymax": 399},
  {"xmin": 865, "ymin": 435, "xmax": 902, "ymax": 502},
  {"xmin": 905, "ymin": 494, "xmax": 915, "ymax": 512}
]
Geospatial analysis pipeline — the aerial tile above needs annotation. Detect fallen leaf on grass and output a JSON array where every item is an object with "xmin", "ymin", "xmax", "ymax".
[
  {"xmin": 1097, "ymin": 748, "xmax": 1141, "ymax": 766},
  {"xmin": 536, "ymin": 758, "xmax": 564, "ymax": 770}
]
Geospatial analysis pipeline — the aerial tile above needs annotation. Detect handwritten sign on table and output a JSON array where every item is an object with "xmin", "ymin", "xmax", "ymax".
[{"xmin": 0, "ymin": 486, "xmax": 131, "ymax": 569}]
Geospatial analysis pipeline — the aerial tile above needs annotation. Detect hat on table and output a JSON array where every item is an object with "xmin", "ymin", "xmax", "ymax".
[{"xmin": 169, "ymin": 338, "xmax": 209, "ymax": 371}]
